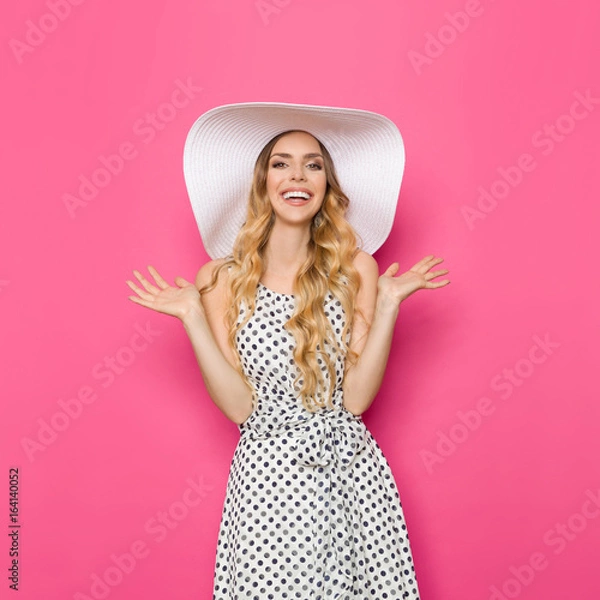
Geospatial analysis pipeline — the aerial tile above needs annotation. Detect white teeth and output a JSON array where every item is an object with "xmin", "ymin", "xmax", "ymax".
[{"xmin": 283, "ymin": 191, "xmax": 311, "ymax": 200}]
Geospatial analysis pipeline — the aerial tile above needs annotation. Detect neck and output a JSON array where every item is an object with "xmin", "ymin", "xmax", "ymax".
[{"xmin": 263, "ymin": 220, "xmax": 311, "ymax": 276}]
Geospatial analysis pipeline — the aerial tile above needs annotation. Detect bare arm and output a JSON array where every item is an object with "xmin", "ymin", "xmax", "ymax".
[
  {"xmin": 342, "ymin": 252, "xmax": 450, "ymax": 416},
  {"xmin": 126, "ymin": 262, "xmax": 253, "ymax": 425},
  {"xmin": 342, "ymin": 251, "xmax": 395, "ymax": 415},
  {"xmin": 183, "ymin": 260, "xmax": 253, "ymax": 425}
]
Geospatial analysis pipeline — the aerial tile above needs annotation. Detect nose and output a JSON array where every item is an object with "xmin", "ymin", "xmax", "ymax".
[{"xmin": 290, "ymin": 163, "xmax": 306, "ymax": 181}]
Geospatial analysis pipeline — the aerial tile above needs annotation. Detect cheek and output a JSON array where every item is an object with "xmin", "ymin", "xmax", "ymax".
[
  {"xmin": 266, "ymin": 172, "xmax": 279, "ymax": 191},
  {"xmin": 266, "ymin": 178, "xmax": 281, "ymax": 201},
  {"xmin": 316, "ymin": 176, "xmax": 327, "ymax": 194},
  {"xmin": 265, "ymin": 178, "xmax": 274, "ymax": 195}
]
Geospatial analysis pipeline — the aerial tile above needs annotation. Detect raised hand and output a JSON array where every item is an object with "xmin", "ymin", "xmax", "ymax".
[
  {"xmin": 378, "ymin": 255, "xmax": 450, "ymax": 306},
  {"xmin": 125, "ymin": 265, "xmax": 204, "ymax": 321}
]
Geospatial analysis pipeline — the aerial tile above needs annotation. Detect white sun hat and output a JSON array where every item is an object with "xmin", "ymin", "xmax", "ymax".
[{"xmin": 182, "ymin": 101, "xmax": 405, "ymax": 259}]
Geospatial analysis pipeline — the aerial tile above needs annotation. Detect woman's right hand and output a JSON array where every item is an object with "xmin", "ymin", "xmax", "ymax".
[{"xmin": 126, "ymin": 265, "xmax": 204, "ymax": 321}]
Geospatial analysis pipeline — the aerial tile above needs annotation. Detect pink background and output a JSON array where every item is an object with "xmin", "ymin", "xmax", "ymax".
[{"xmin": 2, "ymin": 0, "xmax": 599, "ymax": 598}]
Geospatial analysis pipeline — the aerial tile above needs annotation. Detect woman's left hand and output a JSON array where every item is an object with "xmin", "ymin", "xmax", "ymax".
[{"xmin": 378, "ymin": 255, "xmax": 450, "ymax": 306}]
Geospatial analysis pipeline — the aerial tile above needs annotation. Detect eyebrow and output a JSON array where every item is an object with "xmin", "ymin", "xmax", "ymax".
[{"xmin": 269, "ymin": 152, "xmax": 324, "ymax": 159}]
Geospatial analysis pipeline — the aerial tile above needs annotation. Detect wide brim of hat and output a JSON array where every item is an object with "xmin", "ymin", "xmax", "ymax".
[{"xmin": 183, "ymin": 101, "xmax": 405, "ymax": 259}]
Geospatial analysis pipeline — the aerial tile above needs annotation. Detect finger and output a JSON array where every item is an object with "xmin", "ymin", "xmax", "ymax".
[
  {"xmin": 126, "ymin": 279, "xmax": 154, "ymax": 300},
  {"xmin": 425, "ymin": 268, "xmax": 449, "ymax": 279},
  {"xmin": 409, "ymin": 255, "xmax": 435, "ymax": 271},
  {"xmin": 174, "ymin": 276, "xmax": 193, "ymax": 287},
  {"xmin": 427, "ymin": 257, "xmax": 444, "ymax": 266},
  {"xmin": 422, "ymin": 256, "xmax": 444, "ymax": 269},
  {"xmin": 128, "ymin": 295, "xmax": 150, "ymax": 307},
  {"xmin": 383, "ymin": 262, "xmax": 399, "ymax": 275},
  {"xmin": 425, "ymin": 279, "xmax": 450, "ymax": 288},
  {"xmin": 133, "ymin": 269, "xmax": 160, "ymax": 294},
  {"xmin": 416, "ymin": 256, "xmax": 445, "ymax": 273},
  {"xmin": 147, "ymin": 265, "xmax": 170, "ymax": 290}
]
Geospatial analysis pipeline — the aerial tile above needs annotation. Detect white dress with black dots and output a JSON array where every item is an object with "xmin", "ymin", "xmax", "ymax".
[{"xmin": 212, "ymin": 282, "xmax": 421, "ymax": 600}]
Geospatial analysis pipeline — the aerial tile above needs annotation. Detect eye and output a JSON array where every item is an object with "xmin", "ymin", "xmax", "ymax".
[{"xmin": 270, "ymin": 161, "xmax": 323, "ymax": 170}]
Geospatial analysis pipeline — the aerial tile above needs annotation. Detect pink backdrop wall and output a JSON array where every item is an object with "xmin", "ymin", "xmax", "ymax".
[{"xmin": 2, "ymin": 0, "xmax": 599, "ymax": 598}]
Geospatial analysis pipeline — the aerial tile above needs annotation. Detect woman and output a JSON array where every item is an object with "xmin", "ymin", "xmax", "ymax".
[{"xmin": 126, "ymin": 102, "xmax": 449, "ymax": 599}]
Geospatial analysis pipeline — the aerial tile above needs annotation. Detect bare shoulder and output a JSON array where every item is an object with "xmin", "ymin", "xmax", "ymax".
[
  {"xmin": 346, "ymin": 250, "xmax": 379, "ymax": 353},
  {"xmin": 194, "ymin": 258, "xmax": 232, "ymax": 322},
  {"xmin": 194, "ymin": 257, "xmax": 229, "ymax": 290},
  {"xmin": 193, "ymin": 258, "xmax": 236, "ymax": 366},
  {"xmin": 352, "ymin": 249, "xmax": 379, "ymax": 288}
]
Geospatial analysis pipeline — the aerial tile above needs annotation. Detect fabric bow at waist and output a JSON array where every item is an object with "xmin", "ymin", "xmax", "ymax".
[
  {"xmin": 292, "ymin": 407, "xmax": 368, "ymax": 469},
  {"xmin": 239, "ymin": 397, "xmax": 370, "ymax": 598},
  {"xmin": 239, "ymin": 397, "xmax": 368, "ymax": 470}
]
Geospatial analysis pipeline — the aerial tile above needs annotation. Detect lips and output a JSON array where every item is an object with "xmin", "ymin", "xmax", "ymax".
[
  {"xmin": 281, "ymin": 187, "xmax": 313, "ymax": 199},
  {"xmin": 281, "ymin": 194, "xmax": 310, "ymax": 206}
]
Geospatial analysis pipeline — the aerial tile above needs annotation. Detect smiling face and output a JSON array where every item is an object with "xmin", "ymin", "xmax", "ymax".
[{"xmin": 266, "ymin": 130, "xmax": 327, "ymax": 226}]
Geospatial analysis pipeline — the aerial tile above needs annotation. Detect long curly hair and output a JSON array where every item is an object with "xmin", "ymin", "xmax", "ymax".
[{"xmin": 198, "ymin": 129, "xmax": 366, "ymax": 412}]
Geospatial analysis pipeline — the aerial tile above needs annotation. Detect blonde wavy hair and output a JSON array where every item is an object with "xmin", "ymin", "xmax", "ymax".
[{"xmin": 198, "ymin": 130, "xmax": 366, "ymax": 412}]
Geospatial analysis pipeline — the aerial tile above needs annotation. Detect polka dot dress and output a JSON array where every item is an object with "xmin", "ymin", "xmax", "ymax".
[{"xmin": 212, "ymin": 282, "xmax": 421, "ymax": 599}]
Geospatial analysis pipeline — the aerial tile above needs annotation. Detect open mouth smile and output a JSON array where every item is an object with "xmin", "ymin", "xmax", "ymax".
[{"xmin": 280, "ymin": 189, "xmax": 313, "ymax": 205}]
